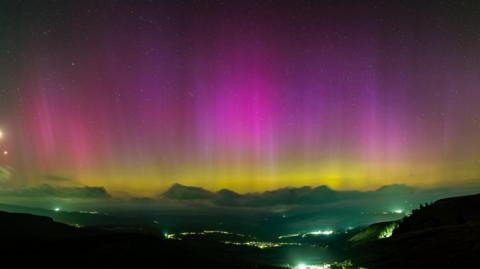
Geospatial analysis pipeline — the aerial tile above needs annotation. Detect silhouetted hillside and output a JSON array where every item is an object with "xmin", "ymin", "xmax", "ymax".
[
  {"xmin": 0, "ymin": 210, "xmax": 279, "ymax": 268},
  {"xmin": 394, "ymin": 193, "xmax": 480, "ymax": 234},
  {"xmin": 351, "ymin": 193, "xmax": 480, "ymax": 268},
  {"xmin": 0, "ymin": 211, "xmax": 78, "ymax": 238}
]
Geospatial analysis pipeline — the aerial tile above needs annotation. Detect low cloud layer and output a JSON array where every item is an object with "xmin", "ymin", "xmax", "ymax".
[
  {"xmin": 1, "ymin": 182, "xmax": 479, "ymax": 234},
  {"xmin": 0, "ymin": 184, "xmax": 111, "ymax": 199},
  {"xmin": 161, "ymin": 183, "xmax": 480, "ymax": 209},
  {"xmin": 163, "ymin": 184, "xmax": 216, "ymax": 200}
]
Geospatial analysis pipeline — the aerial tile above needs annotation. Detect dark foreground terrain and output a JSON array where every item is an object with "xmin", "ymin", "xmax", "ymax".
[
  {"xmin": 1, "ymin": 193, "xmax": 480, "ymax": 268},
  {"xmin": 0, "ymin": 210, "xmax": 279, "ymax": 268},
  {"xmin": 351, "ymin": 193, "xmax": 480, "ymax": 268}
]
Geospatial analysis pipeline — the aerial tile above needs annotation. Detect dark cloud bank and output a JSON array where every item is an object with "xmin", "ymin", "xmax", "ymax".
[
  {"xmin": 2, "ymin": 182, "xmax": 479, "ymax": 232},
  {"xmin": 161, "ymin": 183, "xmax": 480, "ymax": 208},
  {"xmin": 0, "ymin": 184, "xmax": 110, "ymax": 199},
  {"xmin": 1, "ymin": 182, "xmax": 479, "ymax": 212}
]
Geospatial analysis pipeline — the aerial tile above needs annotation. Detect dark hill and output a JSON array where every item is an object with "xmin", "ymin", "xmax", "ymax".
[
  {"xmin": 0, "ymin": 211, "xmax": 78, "ymax": 239},
  {"xmin": 394, "ymin": 193, "xmax": 480, "ymax": 234},
  {"xmin": 351, "ymin": 193, "xmax": 480, "ymax": 268},
  {"xmin": 0, "ymin": 210, "xmax": 279, "ymax": 268}
]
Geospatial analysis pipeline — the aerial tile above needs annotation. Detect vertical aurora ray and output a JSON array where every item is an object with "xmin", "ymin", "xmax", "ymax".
[{"xmin": 0, "ymin": 1, "xmax": 479, "ymax": 195}]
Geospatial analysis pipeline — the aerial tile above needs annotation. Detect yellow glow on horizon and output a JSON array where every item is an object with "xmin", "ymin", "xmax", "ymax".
[
  {"xmin": 61, "ymin": 157, "xmax": 480, "ymax": 197},
  {"xmin": 25, "ymin": 145, "xmax": 480, "ymax": 197}
]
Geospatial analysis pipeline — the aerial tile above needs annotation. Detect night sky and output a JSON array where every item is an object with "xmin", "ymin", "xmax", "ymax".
[{"xmin": 1, "ymin": 0, "xmax": 480, "ymax": 195}]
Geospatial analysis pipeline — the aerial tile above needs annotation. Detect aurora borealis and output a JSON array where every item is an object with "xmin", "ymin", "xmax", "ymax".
[{"xmin": 1, "ymin": 1, "xmax": 480, "ymax": 196}]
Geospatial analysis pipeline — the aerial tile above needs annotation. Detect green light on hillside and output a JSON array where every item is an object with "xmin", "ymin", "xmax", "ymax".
[{"xmin": 378, "ymin": 223, "xmax": 399, "ymax": 239}]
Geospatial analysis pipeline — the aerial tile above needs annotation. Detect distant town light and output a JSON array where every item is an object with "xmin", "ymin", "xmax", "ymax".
[
  {"xmin": 297, "ymin": 263, "xmax": 307, "ymax": 269},
  {"xmin": 164, "ymin": 233, "xmax": 176, "ymax": 240},
  {"xmin": 307, "ymin": 229, "xmax": 334, "ymax": 236},
  {"xmin": 294, "ymin": 263, "xmax": 331, "ymax": 269},
  {"xmin": 54, "ymin": 207, "xmax": 61, "ymax": 212},
  {"xmin": 278, "ymin": 233, "xmax": 300, "ymax": 239},
  {"xmin": 393, "ymin": 209, "xmax": 403, "ymax": 214}
]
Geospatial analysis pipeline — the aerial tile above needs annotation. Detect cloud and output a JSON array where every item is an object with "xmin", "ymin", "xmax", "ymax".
[
  {"xmin": 161, "ymin": 183, "xmax": 480, "ymax": 209},
  {"xmin": 161, "ymin": 184, "xmax": 359, "ymax": 207},
  {"xmin": 156, "ymin": 183, "xmax": 480, "ymax": 233},
  {"xmin": 0, "ymin": 184, "xmax": 111, "ymax": 199},
  {"xmin": 163, "ymin": 183, "xmax": 215, "ymax": 200}
]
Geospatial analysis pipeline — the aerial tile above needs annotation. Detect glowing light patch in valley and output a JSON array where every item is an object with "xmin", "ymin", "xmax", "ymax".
[
  {"xmin": 291, "ymin": 261, "xmax": 356, "ymax": 269},
  {"xmin": 278, "ymin": 229, "xmax": 334, "ymax": 239},
  {"xmin": 162, "ymin": 229, "xmax": 304, "ymax": 249},
  {"xmin": 223, "ymin": 241, "xmax": 302, "ymax": 249},
  {"xmin": 202, "ymin": 230, "xmax": 246, "ymax": 237},
  {"xmin": 278, "ymin": 233, "xmax": 300, "ymax": 239},
  {"xmin": 162, "ymin": 230, "xmax": 247, "ymax": 241},
  {"xmin": 306, "ymin": 230, "xmax": 334, "ymax": 236},
  {"xmin": 79, "ymin": 211, "xmax": 100, "ymax": 215},
  {"xmin": 163, "ymin": 233, "xmax": 177, "ymax": 240},
  {"xmin": 54, "ymin": 207, "xmax": 61, "ymax": 212},
  {"xmin": 294, "ymin": 263, "xmax": 331, "ymax": 269}
]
